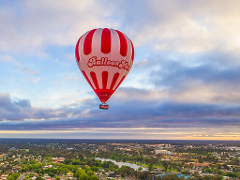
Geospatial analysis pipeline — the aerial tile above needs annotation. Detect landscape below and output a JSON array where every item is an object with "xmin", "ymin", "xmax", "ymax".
[{"xmin": 0, "ymin": 139, "xmax": 240, "ymax": 180}]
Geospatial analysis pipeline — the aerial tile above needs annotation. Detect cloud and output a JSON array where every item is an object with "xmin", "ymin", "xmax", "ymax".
[
  {"xmin": 117, "ymin": 0, "xmax": 240, "ymax": 55},
  {"xmin": 151, "ymin": 61, "xmax": 217, "ymax": 89},
  {"xmin": 1, "ymin": 0, "xmax": 240, "ymax": 56},
  {"xmin": 0, "ymin": 0, "xmax": 114, "ymax": 55},
  {"xmin": 134, "ymin": 59, "xmax": 148, "ymax": 68},
  {"xmin": 1, "ymin": 1, "xmax": 240, "ymax": 140},
  {"xmin": 142, "ymin": 49, "xmax": 240, "ymax": 104},
  {"xmin": 0, "ymin": 92, "xmax": 93, "ymax": 122},
  {"xmin": 1, "ymin": 92, "xmax": 240, "ymax": 132},
  {"xmin": 0, "ymin": 93, "xmax": 31, "ymax": 121},
  {"xmin": 0, "ymin": 54, "xmax": 39, "ymax": 75},
  {"xmin": 0, "ymin": 127, "xmax": 239, "ymax": 140},
  {"xmin": 0, "ymin": 93, "xmax": 31, "ymax": 111}
]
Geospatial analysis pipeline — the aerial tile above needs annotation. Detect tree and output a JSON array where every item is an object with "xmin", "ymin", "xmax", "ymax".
[
  {"xmin": 198, "ymin": 156, "xmax": 203, "ymax": 163},
  {"xmin": 74, "ymin": 169, "xmax": 84, "ymax": 179},
  {"xmin": 79, "ymin": 173, "xmax": 89, "ymax": 180},
  {"xmin": 155, "ymin": 176, "xmax": 162, "ymax": 180},
  {"xmin": 161, "ymin": 174, "xmax": 179, "ymax": 180},
  {"xmin": 176, "ymin": 166, "xmax": 182, "ymax": 174},
  {"xmin": 138, "ymin": 167, "xmax": 143, "ymax": 172},
  {"xmin": 223, "ymin": 163, "xmax": 229, "ymax": 170},
  {"xmin": 87, "ymin": 170, "xmax": 94, "ymax": 177},
  {"xmin": 138, "ymin": 171, "xmax": 152, "ymax": 180},
  {"xmin": 36, "ymin": 177, "xmax": 44, "ymax": 180},
  {"xmin": 48, "ymin": 172, "xmax": 55, "ymax": 177},
  {"xmin": 168, "ymin": 162, "xmax": 174, "ymax": 172},
  {"xmin": 162, "ymin": 161, "xmax": 168, "ymax": 173},
  {"xmin": 148, "ymin": 163, "xmax": 153, "ymax": 171},
  {"xmin": 90, "ymin": 174, "xmax": 98, "ymax": 180},
  {"xmin": 90, "ymin": 166, "xmax": 99, "ymax": 172},
  {"xmin": 7, "ymin": 173, "xmax": 20, "ymax": 180}
]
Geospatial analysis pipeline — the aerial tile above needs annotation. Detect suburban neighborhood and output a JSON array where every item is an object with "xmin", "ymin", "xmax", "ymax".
[{"xmin": 0, "ymin": 140, "xmax": 240, "ymax": 180}]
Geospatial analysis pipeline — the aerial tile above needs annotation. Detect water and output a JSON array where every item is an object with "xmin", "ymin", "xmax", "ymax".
[
  {"xmin": 95, "ymin": 158, "xmax": 191, "ymax": 179},
  {"xmin": 95, "ymin": 157, "xmax": 148, "ymax": 171}
]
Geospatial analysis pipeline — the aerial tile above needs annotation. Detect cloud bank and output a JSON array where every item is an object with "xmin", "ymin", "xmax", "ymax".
[{"xmin": 0, "ymin": 0, "xmax": 240, "ymax": 139}]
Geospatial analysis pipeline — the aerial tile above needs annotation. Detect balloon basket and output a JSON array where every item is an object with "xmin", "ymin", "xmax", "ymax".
[{"xmin": 99, "ymin": 103, "xmax": 109, "ymax": 110}]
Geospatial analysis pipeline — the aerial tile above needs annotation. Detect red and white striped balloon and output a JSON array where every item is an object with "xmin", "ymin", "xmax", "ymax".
[{"xmin": 75, "ymin": 28, "xmax": 134, "ymax": 103}]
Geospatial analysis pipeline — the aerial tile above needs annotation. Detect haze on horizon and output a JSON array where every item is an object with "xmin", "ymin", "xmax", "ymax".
[{"xmin": 1, "ymin": 0, "xmax": 240, "ymax": 140}]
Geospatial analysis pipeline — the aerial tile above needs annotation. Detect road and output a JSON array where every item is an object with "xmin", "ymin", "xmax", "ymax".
[{"xmin": 18, "ymin": 173, "xmax": 26, "ymax": 180}]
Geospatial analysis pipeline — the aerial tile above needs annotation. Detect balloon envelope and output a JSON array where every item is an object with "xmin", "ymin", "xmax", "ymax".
[{"xmin": 75, "ymin": 28, "xmax": 134, "ymax": 103}]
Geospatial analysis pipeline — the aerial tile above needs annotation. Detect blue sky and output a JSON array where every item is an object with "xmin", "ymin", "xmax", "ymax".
[{"xmin": 1, "ymin": 0, "xmax": 240, "ymax": 140}]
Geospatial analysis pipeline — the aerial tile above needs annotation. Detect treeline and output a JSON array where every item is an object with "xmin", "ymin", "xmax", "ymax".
[
  {"xmin": 6, "ymin": 173, "xmax": 20, "ymax": 180},
  {"xmin": 176, "ymin": 147, "xmax": 235, "ymax": 155},
  {"xmin": 136, "ymin": 172, "xmax": 223, "ymax": 180}
]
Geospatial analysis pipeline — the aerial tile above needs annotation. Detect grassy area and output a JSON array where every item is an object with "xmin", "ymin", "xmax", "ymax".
[
  {"xmin": 153, "ymin": 164, "xmax": 162, "ymax": 168},
  {"xmin": 140, "ymin": 163, "xmax": 148, "ymax": 168}
]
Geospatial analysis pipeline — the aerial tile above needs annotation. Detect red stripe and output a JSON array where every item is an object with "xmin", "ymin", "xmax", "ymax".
[
  {"xmin": 130, "ymin": 40, "xmax": 134, "ymax": 61},
  {"xmin": 101, "ymin": 28, "xmax": 111, "ymax": 54},
  {"xmin": 75, "ymin": 36, "xmax": 82, "ymax": 63},
  {"xmin": 102, "ymin": 71, "xmax": 108, "ymax": 90},
  {"xmin": 81, "ymin": 70, "xmax": 95, "ymax": 90},
  {"xmin": 90, "ymin": 71, "xmax": 99, "ymax": 89},
  {"xmin": 116, "ymin": 30, "xmax": 128, "ymax": 57},
  {"xmin": 95, "ymin": 89, "xmax": 114, "ymax": 103},
  {"xmin": 84, "ymin": 29, "xmax": 97, "ymax": 55},
  {"xmin": 115, "ymin": 76, "xmax": 126, "ymax": 90},
  {"xmin": 110, "ymin": 72, "xmax": 120, "ymax": 90}
]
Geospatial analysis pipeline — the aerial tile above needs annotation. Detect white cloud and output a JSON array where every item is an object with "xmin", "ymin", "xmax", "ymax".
[
  {"xmin": 0, "ymin": 54, "xmax": 39, "ymax": 75},
  {"xmin": 1, "ymin": 0, "xmax": 240, "ymax": 140},
  {"xmin": 131, "ymin": 0, "xmax": 240, "ymax": 54},
  {"xmin": 0, "ymin": 0, "xmax": 113, "ymax": 54},
  {"xmin": 1, "ymin": 0, "xmax": 239, "ymax": 56},
  {"xmin": 134, "ymin": 59, "xmax": 148, "ymax": 68}
]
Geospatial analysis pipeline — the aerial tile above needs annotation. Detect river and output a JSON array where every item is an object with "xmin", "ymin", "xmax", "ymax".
[{"xmin": 95, "ymin": 158, "xmax": 148, "ymax": 171}]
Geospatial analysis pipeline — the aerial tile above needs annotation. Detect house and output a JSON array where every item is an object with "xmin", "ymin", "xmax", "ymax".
[
  {"xmin": 58, "ymin": 157, "xmax": 65, "ymax": 162},
  {"xmin": 193, "ymin": 163, "xmax": 209, "ymax": 170},
  {"xmin": 52, "ymin": 157, "xmax": 65, "ymax": 163},
  {"xmin": 1, "ymin": 174, "xmax": 8, "ymax": 180},
  {"xmin": 44, "ymin": 165, "xmax": 53, "ymax": 168},
  {"xmin": 44, "ymin": 176, "xmax": 51, "ymax": 180},
  {"xmin": 52, "ymin": 158, "xmax": 58, "ymax": 163},
  {"xmin": 155, "ymin": 150, "xmax": 173, "ymax": 155},
  {"xmin": 193, "ymin": 163, "xmax": 208, "ymax": 167},
  {"xmin": 223, "ymin": 176, "xmax": 230, "ymax": 179},
  {"xmin": 67, "ymin": 172, "xmax": 73, "ymax": 177}
]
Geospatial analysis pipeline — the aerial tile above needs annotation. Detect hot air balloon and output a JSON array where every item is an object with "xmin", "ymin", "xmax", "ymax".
[{"xmin": 75, "ymin": 28, "xmax": 134, "ymax": 110}]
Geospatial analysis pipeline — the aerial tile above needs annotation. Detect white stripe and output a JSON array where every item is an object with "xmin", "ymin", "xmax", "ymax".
[
  {"xmin": 106, "ymin": 29, "xmax": 121, "ymax": 89},
  {"xmin": 112, "ymin": 32, "xmax": 132, "ymax": 90},
  {"xmin": 91, "ymin": 28, "xmax": 103, "ymax": 89},
  {"xmin": 78, "ymin": 30, "xmax": 97, "ymax": 89}
]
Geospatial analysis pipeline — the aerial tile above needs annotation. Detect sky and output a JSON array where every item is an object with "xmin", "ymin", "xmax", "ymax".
[{"xmin": 1, "ymin": 0, "xmax": 240, "ymax": 140}]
